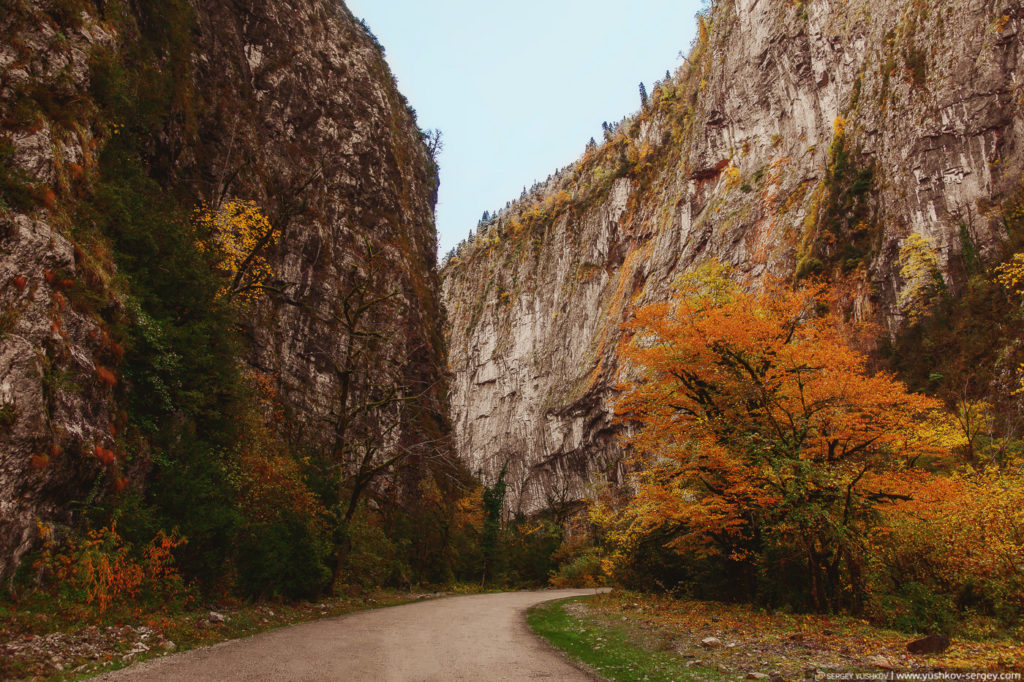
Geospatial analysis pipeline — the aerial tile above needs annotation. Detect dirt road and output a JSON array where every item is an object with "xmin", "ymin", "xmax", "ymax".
[{"xmin": 95, "ymin": 589, "xmax": 601, "ymax": 681}]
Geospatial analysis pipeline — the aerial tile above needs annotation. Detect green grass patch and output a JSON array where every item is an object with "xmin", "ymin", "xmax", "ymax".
[{"xmin": 527, "ymin": 597, "xmax": 724, "ymax": 682}]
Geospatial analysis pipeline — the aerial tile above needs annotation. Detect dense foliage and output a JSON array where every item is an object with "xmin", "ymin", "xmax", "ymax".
[
  {"xmin": 2, "ymin": 1, "xmax": 589, "ymax": 619},
  {"xmin": 7, "ymin": 0, "xmax": 1024, "ymax": 650},
  {"xmin": 592, "ymin": 265, "xmax": 1024, "ymax": 632}
]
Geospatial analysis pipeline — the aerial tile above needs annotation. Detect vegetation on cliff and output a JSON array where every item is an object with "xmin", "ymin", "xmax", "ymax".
[
  {"xmin": 1, "ymin": 4, "xmax": 606, "ymax": 646},
  {"xmin": 441, "ymin": 0, "xmax": 1024, "ymax": 653},
  {"xmin": 0, "ymin": 2, "xmax": 591, "ymax": 647}
]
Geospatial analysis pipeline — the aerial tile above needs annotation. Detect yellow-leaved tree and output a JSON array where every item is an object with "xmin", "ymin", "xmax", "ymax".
[
  {"xmin": 897, "ymin": 232, "xmax": 944, "ymax": 323},
  {"xmin": 995, "ymin": 252, "xmax": 1024, "ymax": 394},
  {"xmin": 194, "ymin": 199, "xmax": 277, "ymax": 303},
  {"xmin": 867, "ymin": 467, "xmax": 1024, "ymax": 629}
]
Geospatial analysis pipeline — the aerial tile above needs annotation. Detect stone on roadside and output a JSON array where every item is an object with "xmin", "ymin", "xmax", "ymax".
[
  {"xmin": 208, "ymin": 611, "xmax": 228, "ymax": 623},
  {"xmin": 868, "ymin": 654, "xmax": 895, "ymax": 669},
  {"xmin": 701, "ymin": 636, "xmax": 723, "ymax": 648},
  {"xmin": 747, "ymin": 673, "xmax": 769, "ymax": 680},
  {"xmin": 907, "ymin": 634, "xmax": 950, "ymax": 654}
]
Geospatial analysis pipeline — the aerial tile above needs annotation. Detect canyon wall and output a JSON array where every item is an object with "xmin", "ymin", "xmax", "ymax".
[
  {"xmin": 0, "ymin": 0, "xmax": 447, "ymax": 580},
  {"xmin": 442, "ymin": 0, "xmax": 1024, "ymax": 513}
]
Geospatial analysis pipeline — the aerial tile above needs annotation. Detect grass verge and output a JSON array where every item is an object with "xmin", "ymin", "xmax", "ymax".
[
  {"xmin": 540, "ymin": 591, "xmax": 1024, "ymax": 680},
  {"xmin": 527, "ymin": 596, "xmax": 725, "ymax": 681}
]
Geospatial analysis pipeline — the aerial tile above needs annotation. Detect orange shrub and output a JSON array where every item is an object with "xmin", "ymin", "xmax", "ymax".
[
  {"xmin": 868, "ymin": 469, "xmax": 1024, "ymax": 629},
  {"xmin": 41, "ymin": 524, "xmax": 189, "ymax": 614},
  {"xmin": 94, "ymin": 445, "xmax": 116, "ymax": 466},
  {"xmin": 95, "ymin": 366, "xmax": 117, "ymax": 388},
  {"xmin": 39, "ymin": 187, "xmax": 57, "ymax": 209}
]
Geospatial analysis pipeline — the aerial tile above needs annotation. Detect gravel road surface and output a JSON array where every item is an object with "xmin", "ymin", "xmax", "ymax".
[{"xmin": 94, "ymin": 589, "xmax": 602, "ymax": 681}]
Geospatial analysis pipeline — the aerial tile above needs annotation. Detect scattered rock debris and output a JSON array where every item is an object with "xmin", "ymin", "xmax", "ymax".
[
  {"xmin": 570, "ymin": 592, "xmax": 1024, "ymax": 680},
  {"xmin": 0, "ymin": 624, "xmax": 174, "ymax": 679}
]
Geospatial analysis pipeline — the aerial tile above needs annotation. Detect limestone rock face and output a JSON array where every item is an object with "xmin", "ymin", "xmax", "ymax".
[
  {"xmin": 0, "ymin": 1, "xmax": 445, "ymax": 580},
  {"xmin": 442, "ymin": 0, "xmax": 1024, "ymax": 513},
  {"xmin": 0, "ymin": 11, "xmax": 120, "ymax": 579},
  {"xmin": 185, "ymin": 1, "xmax": 445, "ymax": 452}
]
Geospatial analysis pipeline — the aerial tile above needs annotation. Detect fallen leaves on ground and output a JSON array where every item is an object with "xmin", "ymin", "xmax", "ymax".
[{"xmin": 580, "ymin": 592, "xmax": 1024, "ymax": 679}]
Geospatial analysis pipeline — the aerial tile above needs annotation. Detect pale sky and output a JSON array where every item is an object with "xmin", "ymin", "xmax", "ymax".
[{"xmin": 343, "ymin": 1, "xmax": 704, "ymax": 255}]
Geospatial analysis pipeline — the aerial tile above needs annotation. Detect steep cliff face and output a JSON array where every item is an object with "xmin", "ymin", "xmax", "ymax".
[
  {"xmin": 0, "ymin": 0, "xmax": 446, "ymax": 580},
  {"xmin": 0, "ymin": 5, "xmax": 121, "ymax": 580},
  {"xmin": 442, "ymin": 0, "xmax": 1024, "ymax": 513},
  {"xmin": 186, "ymin": 2, "xmax": 445, "ymax": 452}
]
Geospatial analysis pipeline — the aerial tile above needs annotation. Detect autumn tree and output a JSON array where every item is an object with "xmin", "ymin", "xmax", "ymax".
[
  {"xmin": 300, "ymin": 236, "xmax": 451, "ymax": 583},
  {"xmin": 305, "ymin": 239, "xmax": 401, "ymax": 560},
  {"xmin": 610, "ymin": 265, "xmax": 950, "ymax": 612},
  {"xmin": 193, "ymin": 199, "xmax": 277, "ymax": 302},
  {"xmin": 995, "ymin": 252, "xmax": 1024, "ymax": 396},
  {"xmin": 994, "ymin": 250, "xmax": 1024, "ymax": 294}
]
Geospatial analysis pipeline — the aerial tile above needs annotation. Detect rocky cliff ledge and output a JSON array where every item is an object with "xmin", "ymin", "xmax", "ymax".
[
  {"xmin": 0, "ymin": 0, "xmax": 447, "ymax": 580},
  {"xmin": 442, "ymin": 0, "xmax": 1024, "ymax": 513}
]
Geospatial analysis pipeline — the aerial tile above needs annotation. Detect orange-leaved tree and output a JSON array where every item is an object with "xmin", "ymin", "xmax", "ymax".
[{"xmin": 611, "ymin": 264, "xmax": 951, "ymax": 612}]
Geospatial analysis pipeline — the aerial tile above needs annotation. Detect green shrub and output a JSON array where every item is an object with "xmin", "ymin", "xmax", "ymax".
[
  {"xmin": 0, "ymin": 401, "xmax": 16, "ymax": 432},
  {"xmin": 0, "ymin": 138, "xmax": 39, "ymax": 213},
  {"xmin": 872, "ymin": 582, "xmax": 956, "ymax": 634},
  {"xmin": 795, "ymin": 255, "xmax": 824, "ymax": 279},
  {"xmin": 236, "ymin": 516, "xmax": 331, "ymax": 600},
  {"xmin": 506, "ymin": 518, "xmax": 563, "ymax": 586},
  {"xmin": 335, "ymin": 512, "xmax": 409, "ymax": 590},
  {"xmin": 550, "ymin": 550, "xmax": 603, "ymax": 588}
]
